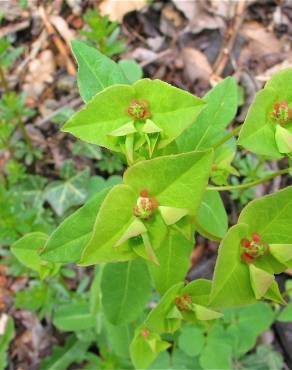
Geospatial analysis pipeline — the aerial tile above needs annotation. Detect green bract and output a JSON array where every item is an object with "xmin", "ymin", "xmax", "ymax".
[
  {"xmin": 238, "ymin": 68, "xmax": 292, "ymax": 158},
  {"xmin": 63, "ymin": 78, "xmax": 205, "ymax": 163}
]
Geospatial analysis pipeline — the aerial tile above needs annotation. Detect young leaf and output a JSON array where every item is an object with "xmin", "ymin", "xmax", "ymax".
[
  {"xmin": 249, "ymin": 264, "xmax": 274, "ymax": 299},
  {"xmin": 80, "ymin": 184, "xmax": 137, "ymax": 265},
  {"xmin": 209, "ymin": 224, "xmax": 257, "ymax": 308},
  {"xmin": 63, "ymin": 79, "xmax": 205, "ymax": 154},
  {"xmin": 71, "ymin": 40, "xmax": 128, "ymax": 102},
  {"xmin": 175, "ymin": 76, "xmax": 238, "ymax": 152},
  {"xmin": 41, "ymin": 189, "xmax": 109, "ymax": 263},
  {"xmin": 269, "ymin": 244, "xmax": 292, "ymax": 267},
  {"xmin": 101, "ymin": 259, "xmax": 152, "ymax": 325},
  {"xmin": 196, "ymin": 190, "xmax": 228, "ymax": 240},
  {"xmin": 148, "ymin": 232, "xmax": 193, "ymax": 295},
  {"xmin": 44, "ymin": 168, "xmax": 90, "ymax": 216}
]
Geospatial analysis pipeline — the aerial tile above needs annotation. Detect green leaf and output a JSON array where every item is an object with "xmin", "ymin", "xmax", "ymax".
[
  {"xmin": 199, "ymin": 325, "xmax": 232, "ymax": 370},
  {"xmin": 196, "ymin": 191, "xmax": 228, "ymax": 240},
  {"xmin": 277, "ymin": 303, "xmax": 292, "ymax": 322},
  {"xmin": 40, "ymin": 335, "xmax": 90, "ymax": 370},
  {"xmin": 101, "ymin": 259, "xmax": 152, "ymax": 325},
  {"xmin": 11, "ymin": 232, "xmax": 48, "ymax": 271},
  {"xmin": 238, "ymin": 186, "xmax": 292, "ymax": 245},
  {"xmin": 269, "ymin": 244, "xmax": 292, "ymax": 266},
  {"xmin": 178, "ymin": 326, "xmax": 205, "ymax": 357},
  {"xmin": 148, "ymin": 232, "xmax": 193, "ymax": 295},
  {"xmin": 11, "ymin": 232, "xmax": 59, "ymax": 278},
  {"xmin": 118, "ymin": 59, "xmax": 143, "ymax": 84},
  {"xmin": 53, "ymin": 303, "xmax": 96, "ymax": 332},
  {"xmin": 80, "ymin": 184, "xmax": 137, "ymax": 265},
  {"xmin": 209, "ymin": 224, "xmax": 257, "ymax": 308},
  {"xmin": 104, "ymin": 320, "xmax": 133, "ymax": 358},
  {"xmin": 0, "ymin": 316, "xmax": 14, "ymax": 370},
  {"xmin": 182, "ymin": 279, "xmax": 212, "ymax": 306},
  {"xmin": 241, "ymin": 344, "xmax": 284, "ymax": 370},
  {"xmin": 175, "ymin": 77, "xmax": 238, "ymax": 152},
  {"xmin": 44, "ymin": 168, "xmax": 90, "ymax": 216},
  {"xmin": 41, "ymin": 189, "xmax": 109, "ymax": 263},
  {"xmin": 249, "ymin": 264, "xmax": 274, "ymax": 299},
  {"xmin": 124, "ymin": 150, "xmax": 213, "ymax": 212},
  {"xmin": 63, "ymin": 79, "xmax": 205, "ymax": 154},
  {"xmin": 238, "ymin": 88, "xmax": 280, "ymax": 158},
  {"xmin": 145, "ymin": 283, "xmax": 184, "ymax": 334},
  {"xmin": 71, "ymin": 40, "xmax": 128, "ymax": 102},
  {"xmin": 130, "ymin": 328, "xmax": 170, "ymax": 370},
  {"xmin": 275, "ymin": 125, "xmax": 292, "ymax": 153}
]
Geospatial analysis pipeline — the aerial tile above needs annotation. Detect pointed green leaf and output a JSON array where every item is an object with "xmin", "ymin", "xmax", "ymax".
[
  {"xmin": 175, "ymin": 77, "xmax": 238, "ymax": 152},
  {"xmin": 182, "ymin": 279, "xmax": 212, "ymax": 306},
  {"xmin": 264, "ymin": 281, "xmax": 286, "ymax": 305},
  {"xmin": 275, "ymin": 125, "xmax": 292, "ymax": 153},
  {"xmin": 124, "ymin": 150, "xmax": 213, "ymax": 212},
  {"xmin": 142, "ymin": 119, "xmax": 162, "ymax": 134},
  {"xmin": 194, "ymin": 304, "xmax": 223, "ymax": 320},
  {"xmin": 209, "ymin": 224, "xmax": 257, "ymax": 308},
  {"xmin": 148, "ymin": 232, "xmax": 193, "ymax": 294},
  {"xmin": 118, "ymin": 59, "xmax": 143, "ymax": 84},
  {"xmin": 101, "ymin": 259, "xmax": 152, "ymax": 325},
  {"xmin": 238, "ymin": 186, "xmax": 292, "ymax": 245},
  {"xmin": 238, "ymin": 88, "xmax": 281, "ymax": 158},
  {"xmin": 158, "ymin": 206, "xmax": 188, "ymax": 225},
  {"xmin": 80, "ymin": 184, "xmax": 137, "ymax": 265},
  {"xmin": 115, "ymin": 218, "xmax": 147, "ymax": 247},
  {"xmin": 196, "ymin": 190, "xmax": 228, "ymax": 239},
  {"xmin": 265, "ymin": 68, "xmax": 292, "ymax": 99},
  {"xmin": 130, "ymin": 328, "xmax": 170, "ymax": 370},
  {"xmin": 63, "ymin": 79, "xmax": 205, "ymax": 153},
  {"xmin": 269, "ymin": 244, "xmax": 292, "ymax": 266},
  {"xmin": 71, "ymin": 40, "xmax": 128, "ymax": 103},
  {"xmin": 108, "ymin": 120, "xmax": 136, "ymax": 136},
  {"xmin": 42, "ymin": 189, "xmax": 109, "ymax": 263},
  {"xmin": 278, "ymin": 303, "xmax": 292, "ymax": 322},
  {"xmin": 249, "ymin": 264, "xmax": 274, "ymax": 299}
]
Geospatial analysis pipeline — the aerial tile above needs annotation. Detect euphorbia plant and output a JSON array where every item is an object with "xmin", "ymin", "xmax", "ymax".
[{"xmin": 12, "ymin": 40, "xmax": 292, "ymax": 369}]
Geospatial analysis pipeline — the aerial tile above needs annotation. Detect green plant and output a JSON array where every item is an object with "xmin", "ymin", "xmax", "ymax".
[
  {"xmin": 81, "ymin": 8, "xmax": 126, "ymax": 57},
  {"xmin": 12, "ymin": 40, "xmax": 292, "ymax": 369}
]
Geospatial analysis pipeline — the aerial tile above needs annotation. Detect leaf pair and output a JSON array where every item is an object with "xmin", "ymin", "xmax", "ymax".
[
  {"xmin": 63, "ymin": 77, "xmax": 205, "ymax": 163},
  {"xmin": 80, "ymin": 149, "xmax": 213, "ymax": 266},
  {"xmin": 130, "ymin": 280, "xmax": 222, "ymax": 369},
  {"xmin": 209, "ymin": 186, "xmax": 292, "ymax": 308},
  {"xmin": 239, "ymin": 68, "xmax": 292, "ymax": 158}
]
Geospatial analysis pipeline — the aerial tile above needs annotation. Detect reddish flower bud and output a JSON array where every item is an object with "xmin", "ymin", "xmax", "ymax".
[
  {"xmin": 241, "ymin": 238, "xmax": 251, "ymax": 248},
  {"xmin": 133, "ymin": 189, "xmax": 158, "ymax": 220},
  {"xmin": 175, "ymin": 294, "xmax": 192, "ymax": 311},
  {"xmin": 252, "ymin": 232, "xmax": 261, "ymax": 243},
  {"xmin": 140, "ymin": 189, "xmax": 149, "ymax": 197},
  {"xmin": 271, "ymin": 100, "xmax": 292, "ymax": 125},
  {"xmin": 141, "ymin": 328, "xmax": 150, "ymax": 338},
  {"xmin": 241, "ymin": 252, "xmax": 254, "ymax": 264}
]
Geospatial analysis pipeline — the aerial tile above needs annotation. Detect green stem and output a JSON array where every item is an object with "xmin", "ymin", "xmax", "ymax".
[
  {"xmin": 207, "ymin": 168, "xmax": 290, "ymax": 192},
  {"xmin": 212, "ymin": 125, "xmax": 242, "ymax": 149},
  {"xmin": 0, "ymin": 65, "xmax": 9, "ymax": 93}
]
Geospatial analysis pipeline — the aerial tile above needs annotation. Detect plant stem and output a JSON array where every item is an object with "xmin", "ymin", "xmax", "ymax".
[
  {"xmin": 0, "ymin": 65, "xmax": 9, "ymax": 94},
  {"xmin": 212, "ymin": 125, "xmax": 242, "ymax": 149},
  {"xmin": 207, "ymin": 168, "xmax": 290, "ymax": 192}
]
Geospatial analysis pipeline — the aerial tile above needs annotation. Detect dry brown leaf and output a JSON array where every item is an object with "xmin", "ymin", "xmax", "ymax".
[
  {"xmin": 23, "ymin": 49, "xmax": 56, "ymax": 101},
  {"xmin": 49, "ymin": 15, "xmax": 77, "ymax": 47},
  {"xmin": 99, "ymin": 0, "xmax": 147, "ymax": 22},
  {"xmin": 182, "ymin": 47, "xmax": 212, "ymax": 82},
  {"xmin": 256, "ymin": 58, "xmax": 292, "ymax": 82}
]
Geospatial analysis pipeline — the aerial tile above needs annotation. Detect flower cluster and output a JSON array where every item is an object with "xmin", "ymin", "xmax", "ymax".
[
  {"xmin": 240, "ymin": 232, "xmax": 269, "ymax": 263},
  {"xmin": 175, "ymin": 293, "xmax": 193, "ymax": 311},
  {"xmin": 127, "ymin": 99, "xmax": 151, "ymax": 120},
  {"xmin": 271, "ymin": 101, "xmax": 292, "ymax": 125},
  {"xmin": 133, "ymin": 189, "xmax": 158, "ymax": 220}
]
